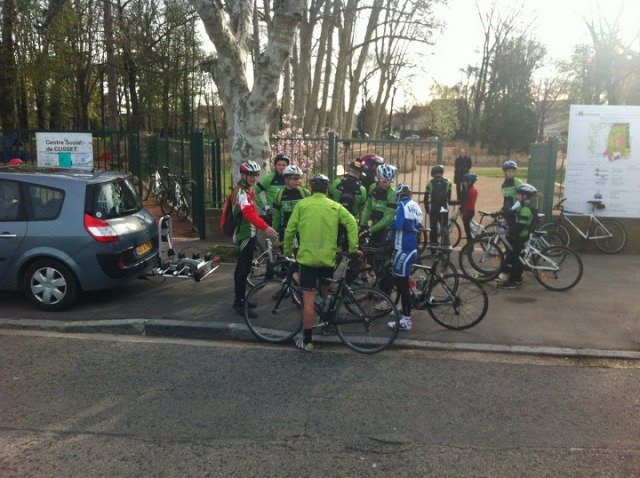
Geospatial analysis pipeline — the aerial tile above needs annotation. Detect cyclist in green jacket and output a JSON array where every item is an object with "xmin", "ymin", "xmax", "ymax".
[
  {"xmin": 361, "ymin": 163, "xmax": 398, "ymax": 245},
  {"xmin": 284, "ymin": 174, "xmax": 359, "ymax": 352},
  {"xmin": 329, "ymin": 159, "xmax": 367, "ymax": 250},
  {"xmin": 498, "ymin": 183, "xmax": 537, "ymax": 290},
  {"xmin": 501, "ymin": 160, "xmax": 523, "ymax": 214},
  {"xmin": 272, "ymin": 164, "xmax": 310, "ymax": 242},
  {"xmin": 254, "ymin": 153, "xmax": 289, "ymax": 224}
]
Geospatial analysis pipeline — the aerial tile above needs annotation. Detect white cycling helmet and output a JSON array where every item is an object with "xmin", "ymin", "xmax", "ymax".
[
  {"xmin": 516, "ymin": 183, "xmax": 537, "ymax": 197},
  {"xmin": 239, "ymin": 161, "xmax": 261, "ymax": 174},
  {"xmin": 376, "ymin": 164, "xmax": 397, "ymax": 182},
  {"xmin": 283, "ymin": 164, "xmax": 303, "ymax": 177},
  {"xmin": 396, "ymin": 182, "xmax": 412, "ymax": 199}
]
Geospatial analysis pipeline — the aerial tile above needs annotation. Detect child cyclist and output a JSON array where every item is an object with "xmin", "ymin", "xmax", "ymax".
[
  {"xmin": 387, "ymin": 183, "xmax": 424, "ymax": 332},
  {"xmin": 497, "ymin": 183, "xmax": 538, "ymax": 290},
  {"xmin": 450, "ymin": 172, "xmax": 478, "ymax": 242},
  {"xmin": 501, "ymin": 160, "xmax": 523, "ymax": 214},
  {"xmin": 272, "ymin": 164, "xmax": 310, "ymax": 242}
]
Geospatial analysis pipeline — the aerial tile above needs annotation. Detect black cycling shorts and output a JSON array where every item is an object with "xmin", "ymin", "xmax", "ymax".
[{"xmin": 298, "ymin": 264, "xmax": 334, "ymax": 291}]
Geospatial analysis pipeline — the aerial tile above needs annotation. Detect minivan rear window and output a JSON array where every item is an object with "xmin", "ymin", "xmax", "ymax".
[{"xmin": 86, "ymin": 177, "xmax": 143, "ymax": 219}]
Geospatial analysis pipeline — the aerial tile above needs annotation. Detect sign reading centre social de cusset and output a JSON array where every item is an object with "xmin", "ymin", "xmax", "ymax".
[{"xmin": 36, "ymin": 132, "xmax": 93, "ymax": 170}]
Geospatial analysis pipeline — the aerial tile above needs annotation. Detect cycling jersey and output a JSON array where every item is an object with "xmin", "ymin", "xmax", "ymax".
[
  {"xmin": 254, "ymin": 171, "xmax": 286, "ymax": 213},
  {"xmin": 361, "ymin": 183, "xmax": 397, "ymax": 235},
  {"xmin": 512, "ymin": 202, "xmax": 537, "ymax": 238},
  {"xmin": 329, "ymin": 175, "xmax": 367, "ymax": 219},
  {"xmin": 284, "ymin": 193, "xmax": 358, "ymax": 267},
  {"xmin": 502, "ymin": 177, "xmax": 523, "ymax": 211},
  {"xmin": 233, "ymin": 179, "xmax": 269, "ymax": 245},
  {"xmin": 391, "ymin": 196, "xmax": 424, "ymax": 253},
  {"xmin": 272, "ymin": 186, "xmax": 310, "ymax": 241}
]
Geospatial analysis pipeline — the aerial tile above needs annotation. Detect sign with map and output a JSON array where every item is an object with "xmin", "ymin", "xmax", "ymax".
[
  {"xmin": 565, "ymin": 105, "xmax": 640, "ymax": 218},
  {"xmin": 36, "ymin": 132, "xmax": 94, "ymax": 170}
]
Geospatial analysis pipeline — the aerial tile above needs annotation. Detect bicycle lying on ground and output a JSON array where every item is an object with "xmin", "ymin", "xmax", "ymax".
[
  {"xmin": 243, "ymin": 253, "xmax": 401, "ymax": 354},
  {"xmin": 405, "ymin": 245, "xmax": 488, "ymax": 330},
  {"xmin": 459, "ymin": 216, "xmax": 584, "ymax": 291},
  {"xmin": 539, "ymin": 198, "xmax": 626, "ymax": 254}
]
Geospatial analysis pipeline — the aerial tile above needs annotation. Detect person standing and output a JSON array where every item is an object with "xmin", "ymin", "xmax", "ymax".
[
  {"xmin": 450, "ymin": 172, "xmax": 479, "ymax": 242},
  {"xmin": 453, "ymin": 148, "xmax": 472, "ymax": 200},
  {"xmin": 387, "ymin": 183, "xmax": 423, "ymax": 332},
  {"xmin": 283, "ymin": 174, "xmax": 359, "ymax": 351},
  {"xmin": 329, "ymin": 159, "xmax": 367, "ymax": 250},
  {"xmin": 423, "ymin": 164, "xmax": 452, "ymax": 246},
  {"xmin": 232, "ymin": 161, "xmax": 278, "ymax": 316},
  {"xmin": 272, "ymin": 164, "xmax": 310, "ymax": 242},
  {"xmin": 254, "ymin": 153, "xmax": 289, "ymax": 224},
  {"xmin": 359, "ymin": 153, "xmax": 384, "ymax": 193},
  {"xmin": 361, "ymin": 163, "xmax": 398, "ymax": 245}
]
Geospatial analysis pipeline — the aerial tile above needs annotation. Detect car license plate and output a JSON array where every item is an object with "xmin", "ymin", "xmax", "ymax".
[
  {"xmin": 135, "ymin": 241, "xmax": 152, "ymax": 257},
  {"xmin": 194, "ymin": 256, "xmax": 220, "ymax": 282}
]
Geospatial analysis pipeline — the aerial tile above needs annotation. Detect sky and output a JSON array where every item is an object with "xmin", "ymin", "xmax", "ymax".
[{"xmin": 402, "ymin": 0, "xmax": 640, "ymax": 105}]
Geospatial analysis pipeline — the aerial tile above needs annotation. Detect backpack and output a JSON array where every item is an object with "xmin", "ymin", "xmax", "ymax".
[
  {"xmin": 219, "ymin": 188, "xmax": 239, "ymax": 237},
  {"xmin": 429, "ymin": 177, "xmax": 449, "ymax": 209}
]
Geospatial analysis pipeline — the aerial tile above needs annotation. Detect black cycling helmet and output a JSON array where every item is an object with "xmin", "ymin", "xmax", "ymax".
[
  {"xmin": 502, "ymin": 160, "xmax": 518, "ymax": 171},
  {"xmin": 430, "ymin": 164, "xmax": 445, "ymax": 176},
  {"xmin": 309, "ymin": 173, "xmax": 330, "ymax": 191},
  {"xmin": 274, "ymin": 153, "xmax": 290, "ymax": 165},
  {"xmin": 462, "ymin": 172, "xmax": 477, "ymax": 185},
  {"xmin": 516, "ymin": 183, "xmax": 537, "ymax": 197}
]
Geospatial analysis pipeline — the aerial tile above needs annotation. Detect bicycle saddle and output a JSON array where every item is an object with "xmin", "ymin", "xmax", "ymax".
[{"xmin": 587, "ymin": 200, "xmax": 605, "ymax": 209}]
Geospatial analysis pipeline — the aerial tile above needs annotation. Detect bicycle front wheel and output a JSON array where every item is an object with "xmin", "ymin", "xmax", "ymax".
[
  {"xmin": 335, "ymin": 287, "xmax": 400, "ymax": 354},
  {"xmin": 427, "ymin": 273, "xmax": 488, "ymax": 330},
  {"xmin": 448, "ymin": 219, "xmax": 462, "ymax": 248},
  {"xmin": 538, "ymin": 222, "xmax": 570, "ymax": 247},
  {"xmin": 533, "ymin": 246, "xmax": 583, "ymax": 291},
  {"xmin": 459, "ymin": 236, "xmax": 504, "ymax": 282},
  {"xmin": 594, "ymin": 220, "xmax": 626, "ymax": 254},
  {"xmin": 244, "ymin": 279, "xmax": 302, "ymax": 343}
]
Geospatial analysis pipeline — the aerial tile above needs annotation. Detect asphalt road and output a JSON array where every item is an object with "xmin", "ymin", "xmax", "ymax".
[{"xmin": 2, "ymin": 330, "xmax": 639, "ymax": 476}]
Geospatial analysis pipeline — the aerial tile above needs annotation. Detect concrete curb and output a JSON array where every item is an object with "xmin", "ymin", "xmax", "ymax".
[{"xmin": 2, "ymin": 318, "xmax": 638, "ymax": 360}]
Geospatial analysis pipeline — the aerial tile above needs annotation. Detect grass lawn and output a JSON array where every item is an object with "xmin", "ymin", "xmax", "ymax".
[{"xmin": 474, "ymin": 166, "xmax": 565, "ymax": 183}]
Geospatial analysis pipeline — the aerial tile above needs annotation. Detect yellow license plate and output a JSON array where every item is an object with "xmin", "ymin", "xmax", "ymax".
[{"xmin": 135, "ymin": 241, "xmax": 152, "ymax": 256}]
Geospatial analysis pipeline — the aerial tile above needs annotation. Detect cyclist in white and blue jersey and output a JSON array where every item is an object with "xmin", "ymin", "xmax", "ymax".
[{"xmin": 387, "ymin": 183, "xmax": 424, "ymax": 332}]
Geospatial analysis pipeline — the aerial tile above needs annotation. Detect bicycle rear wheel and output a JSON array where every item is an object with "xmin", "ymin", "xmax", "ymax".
[
  {"xmin": 177, "ymin": 198, "xmax": 190, "ymax": 221},
  {"xmin": 335, "ymin": 287, "xmax": 400, "ymax": 354},
  {"xmin": 533, "ymin": 246, "xmax": 583, "ymax": 291},
  {"xmin": 160, "ymin": 190, "xmax": 175, "ymax": 215},
  {"xmin": 244, "ymin": 279, "xmax": 302, "ymax": 343},
  {"xmin": 459, "ymin": 236, "xmax": 504, "ymax": 282},
  {"xmin": 594, "ymin": 220, "xmax": 626, "ymax": 254},
  {"xmin": 427, "ymin": 273, "xmax": 488, "ymax": 330},
  {"xmin": 538, "ymin": 222, "xmax": 570, "ymax": 247}
]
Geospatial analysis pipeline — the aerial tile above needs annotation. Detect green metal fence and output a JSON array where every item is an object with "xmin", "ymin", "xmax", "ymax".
[{"xmin": 528, "ymin": 138, "xmax": 559, "ymax": 220}]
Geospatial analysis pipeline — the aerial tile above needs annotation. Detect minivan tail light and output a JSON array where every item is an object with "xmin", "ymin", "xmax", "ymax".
[{"xmin": 84, "ymin": 214, "xmax": 119, "ymax": 243}]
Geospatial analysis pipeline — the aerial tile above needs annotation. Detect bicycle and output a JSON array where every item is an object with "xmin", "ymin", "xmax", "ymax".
[
  {"xmin": 160, "ymin": 171, "xmax": 193, "ymax": 221},
  {"xmin": 404, "ymin": 245, "xmax": 489, "ymax": 330},
  {"xmin": 460, "ymin": 222, "xmax": 584, "ymax": 291},
  {"xmin": 142, "ymin": 165, "xmax": 169, "ymax": 203},
  {"xmin": 539, "ymin": 198, "xmax": 626, "ymax": 254},
  {"xmin": 247, "ymin": 237, "xmax": 288, "ymax": 287},
  {"xmin": 418, "ymin": 207, "xmax": 495, "ymax": 252},
  {"xmin": 243, "ymin": 254, "xmax": 402, "ymax": 354}
]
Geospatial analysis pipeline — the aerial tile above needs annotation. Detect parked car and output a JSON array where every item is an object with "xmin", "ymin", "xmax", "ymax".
[
  {"xmin": 0, "ymin": 166, "xmax": 158, "ymax": 311},
  {"xmin": 406, "ymin": 134, "xmax": 421, "ymax": 140}
]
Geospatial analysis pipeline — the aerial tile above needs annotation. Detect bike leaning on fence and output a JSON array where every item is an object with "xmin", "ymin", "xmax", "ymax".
[
  {"xmin": 539, "ymin": 198, "xmax": 626, "ymax": 254},
  {"xmin": 243, "ymin": 253, "xmax": 402, "ymax": 354},
  {"xmin": 160, "ymin": 171, "xmax": 193, "ymax": 221}
]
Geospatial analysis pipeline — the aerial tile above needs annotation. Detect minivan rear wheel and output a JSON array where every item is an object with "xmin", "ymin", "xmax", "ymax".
[{"xmin": 23, "ymin": 259, "xmax": 80, "ymax": 311}]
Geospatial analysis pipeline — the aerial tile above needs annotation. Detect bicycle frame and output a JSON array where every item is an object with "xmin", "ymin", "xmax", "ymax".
[{"xmin": 558, "ymin": 210, "xmax": 612, "ymax": 241}]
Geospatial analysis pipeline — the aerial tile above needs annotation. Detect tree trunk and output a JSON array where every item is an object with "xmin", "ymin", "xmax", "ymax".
[
  {"xmin": 103, "ymin": 0, "xmax": 118, "ymax": 131},
  {"xmin": 0, "ymin": 0, "xmax": 17, "ymax": 129},
  {"xmin": 191, "ymin": 0, "xmax": 303, "ymax": 181}
]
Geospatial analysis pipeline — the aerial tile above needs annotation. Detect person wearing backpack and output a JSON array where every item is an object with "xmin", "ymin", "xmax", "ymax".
[
  {"xmin": 272, "ymin": 164, "xmax": 310, "ymax": 242},
  {"xmin": 254, "ymin": 153, "xmax": 289, "ymax": 225},
  {"xmin": 232, "ymin": 161, "xmax": 278, "ymax": 317},
  {"xmin": 423, "ymin": 164, "xmax": 452, "ymax": 246},
  {"xmin": 329, "ymin": 159, "xmax": 367, "ymax": 250},
  {"xmin": 359, "ymin": 153, "xmax": 384, "ymax": 194}
]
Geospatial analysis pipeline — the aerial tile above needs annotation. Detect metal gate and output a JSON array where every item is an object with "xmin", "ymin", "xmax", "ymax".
[{"xmin": 528, "ymin": 138, "xmax": 559, "ymax": 220}]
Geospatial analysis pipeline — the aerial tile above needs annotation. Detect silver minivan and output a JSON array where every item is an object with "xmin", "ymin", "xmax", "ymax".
[{"xmin": 0, "ymin": 166, "xmax": 158, "ymax": 311}]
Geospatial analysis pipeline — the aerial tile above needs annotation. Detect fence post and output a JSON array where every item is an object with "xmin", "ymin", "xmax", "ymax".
[
  {"xmin": 190, "ymin": 131, "xmax": 205, "ymax": 239},
  {"xmin": 130, "ymin": 133, "xmax": 142, "ymax": 195},
  {"xmin": 328, "ymin": 131, "xmax": 337, "ymax": 181},
  {"xmin": 213, "ymin": 137, "xmax": 223, "ymax": 207}
]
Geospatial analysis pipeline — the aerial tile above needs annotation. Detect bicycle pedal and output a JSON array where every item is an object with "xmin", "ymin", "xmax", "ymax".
[
  {"xmin": 178, "ymin": 252, "xmax": 186, "ymax": 259},
  {"xmin": 192, "ymin": 253, "xmax": 201, "ymax": 260}
]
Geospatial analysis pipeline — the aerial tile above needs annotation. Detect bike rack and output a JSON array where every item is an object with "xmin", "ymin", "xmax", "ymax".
[{"xmin": 149, "ymin": 215, "xmax": 220, "ymax": 282}]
